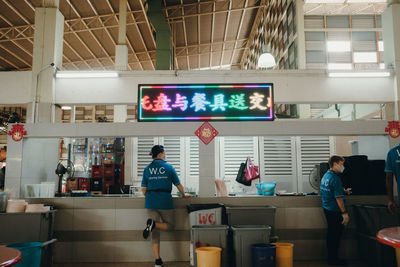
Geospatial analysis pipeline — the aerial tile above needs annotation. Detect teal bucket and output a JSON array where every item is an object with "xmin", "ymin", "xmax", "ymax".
[
  {"xmin": 7, "ymin": 242, "xmax": 43, "ymax": 267},
  {"xmin": 256, "ymin": 183, "xmax": 276, "ymax": 196}
]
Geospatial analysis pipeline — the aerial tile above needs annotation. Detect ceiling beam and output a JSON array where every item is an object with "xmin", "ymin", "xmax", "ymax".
[
  {"xmin": 230, "ymin": 0, "xmax": 248, "ymax": 67},
  {"xmin": 219, "ymin": 0, "xmax": 232, "ymax": 68},
  {"xmin": 65, "ymin": 0, "xmax": 112, "ymax": 69},
  {"xmin": 210, "ymin": 1, "xmax": 215, "ymax": 69},
  {"xmin": 179, "ymin": 0, "xmax": 190, "ymax": 69},
  {"xmin": 166, "ymin": 5, "xmax": 261, "ymax": 21},
  {"xmin": 134, "ymin": 0, "xmax": 156, "ymax": 70},
  {"xmin": 240, "ymin": 0, "xmax": 266, "ymax": 69}
]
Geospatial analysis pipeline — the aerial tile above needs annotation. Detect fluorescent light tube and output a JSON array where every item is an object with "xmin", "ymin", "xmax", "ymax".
[
  {"xmin": 56, "ymin": 72, "xmax": 119, "ymax": 78},
  {"xmin": 328, "ymin": 72, "xmax": 390, "ymax": 77},
  {"xmin": 61, "ymin": 106, "xmax": 72, "ymax": 110}
]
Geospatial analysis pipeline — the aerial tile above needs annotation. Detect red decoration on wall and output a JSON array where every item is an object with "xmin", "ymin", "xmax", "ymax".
[
  {"xmin": 8, "ymin": 124, "xmax": 27, "ymax": 142},
  {"xmin": 385, "ymin": 121, "xmax": 400, "ymax": 138},
  {"xmin": 195, "ymin": 122, "xmax": 219, "ymax": 145}
]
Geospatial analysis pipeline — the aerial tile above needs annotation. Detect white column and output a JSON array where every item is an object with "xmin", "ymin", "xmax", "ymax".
[
  {"xmin": 383, "ymin": 2, "xmax": 400, "ymax": 148},
  {"xmin": 198, "ymin": 141, "xmax": 217, "ymax": 197},
  {"xmin": 28, "ymin": 0, "xmax": 64, "ymax": 123},
  {"xmin": 115, "ymin": 0, "xmax": 129, "ymax": 71},
  {"xmin": 4, "ymin": 136, "xmax": 23, "ymax": 198},
  {"xmin": 114, "ymin": 105, "xmax": 127, "ymax": 122}
]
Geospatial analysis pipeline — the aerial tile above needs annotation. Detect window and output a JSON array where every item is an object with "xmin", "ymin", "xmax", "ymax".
[
  {"xmin": 354, "ymin": 52, "xmax": 378, "ymax": 63},
  {"xmin": 327, "ymin": 41, "xmax": 351, "ymax": 52}
]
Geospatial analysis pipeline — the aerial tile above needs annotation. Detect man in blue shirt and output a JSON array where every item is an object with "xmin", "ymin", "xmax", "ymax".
[
  {"xmin": 385, "ymin": 144, "xmax": 400, "ymax": 213},
  {"xmin": 141, "ymin": 145, "xmax": 190, "ymax": 267},
  {"xmin": 320, "ymin": 155, "xmax": 349, "ymax": 266}
]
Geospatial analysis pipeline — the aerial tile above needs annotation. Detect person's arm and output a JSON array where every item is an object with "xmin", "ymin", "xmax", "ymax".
[
  {"xmin": 176, "ymin": 184, "xmax": 191, "ymax": 198},
  {"xmin": 141, "ymin": 186, "xmax": 147, "ymax": 196},
  {"xmin": 336, "ymin": 197, "xmax": 349, "ymax": 226},
  {"xmin": 386, "ymin": 172, "xmax": 397, "ymax": 213}
]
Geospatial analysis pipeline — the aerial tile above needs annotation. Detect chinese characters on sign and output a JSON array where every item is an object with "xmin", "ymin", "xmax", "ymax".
[
  {"xmin": 195, "ymin": 122, "xmax": 219, "ymax": 145},
  {"xmin": 8, "ymin": 124, "xmax": 27, "ymax": 142},
  {"xmin": 385, "ymin": 121, "xmax": 400, "ymax": 138},
  {"xmin": 138, "ymin": 84, "xmax": 274, "ymax": 121}
]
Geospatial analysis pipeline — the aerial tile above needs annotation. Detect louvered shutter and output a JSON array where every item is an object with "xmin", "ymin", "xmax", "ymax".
[
  {"xmin": 261, "ymin": 136, "xmax": 297, "ymax": 192},
  {"xmin": 136, "ymin": 137, "xmax": 156, "ymax": 181},
  {"xmin": 298, "ymin": 136, "xmax": 333, "ymax": 192},
  {"xmin": 220, "ymin": 137, "xmax": 258, "ymax": 192},
  {"xmin": 186, "ymin": 137, "xmax": 199, "ymax": 193},
  {"xmin": 163, "ymin": 137, "xmax": 182, "ymax": 176}
]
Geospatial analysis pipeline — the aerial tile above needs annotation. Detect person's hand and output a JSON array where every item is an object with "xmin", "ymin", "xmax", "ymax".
[
  {"xmin": 182, "ymin": 193, "xmax": 192, "ymax": 198},
  {"xmin": 341, "ymin": 213, "xmax": 349, "ymax": 226},
  {"xmin": 388, "ymin": 200, "xmax": 397, "ymax": 214},
  {"xmin": 344, "ymin": 188, "xmax": 352, "ymax": 195}
]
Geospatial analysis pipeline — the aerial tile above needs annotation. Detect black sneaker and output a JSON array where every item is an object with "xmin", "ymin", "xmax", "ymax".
[
  {"xmin": 143, "ymin": 218, "xmax": 155, "ymax": 239},
  {"xmin": 155, "ymin": 258, "xmax": 163, "ymax": 267}
]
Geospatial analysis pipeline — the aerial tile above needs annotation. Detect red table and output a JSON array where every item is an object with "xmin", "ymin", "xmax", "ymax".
[
  {"xmin": 377, "ymin": 227, "xmax": 400, "ymax": 266},
  {"xmin": 0, "ymin": 247, "xmax": 22, "ymax": 267}
]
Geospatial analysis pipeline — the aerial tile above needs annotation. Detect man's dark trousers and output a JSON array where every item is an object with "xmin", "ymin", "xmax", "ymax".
[{"xmin": 323, "ymin": 209, "xmax": 344, "ymax": 260}]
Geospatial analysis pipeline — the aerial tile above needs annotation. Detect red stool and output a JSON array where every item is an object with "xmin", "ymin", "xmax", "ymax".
[{"xmin": 377, "ymin": 226, "xmax": 400, "ymax": 267}]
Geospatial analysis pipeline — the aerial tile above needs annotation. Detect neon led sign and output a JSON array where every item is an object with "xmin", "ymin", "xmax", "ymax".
[{"xmin": 138, "ymin": 84, "xmax": 274, "ymax": 121}]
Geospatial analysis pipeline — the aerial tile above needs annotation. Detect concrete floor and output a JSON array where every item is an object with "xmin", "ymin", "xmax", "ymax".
[{"xmin": 54, "ymin": 261, "xmax": 368, "ymax": 267}]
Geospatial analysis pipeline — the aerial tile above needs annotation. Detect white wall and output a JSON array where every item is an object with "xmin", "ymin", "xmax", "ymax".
[
  {"xmin": 0, "ymin": 71, "xmax": 32, "ymax": 104},
  {"xmin": 355, "ymin": 136, "xmax": 390, "ymax": 160},
  {"xmin": 54, "ymin": 70, "xmax": 395, "ymax": 105},
  {"xmin": 20, "ymin": 138, "xmax": 59, "ymax": 196}
]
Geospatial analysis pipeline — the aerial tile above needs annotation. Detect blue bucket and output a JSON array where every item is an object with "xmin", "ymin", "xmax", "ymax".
[
  {"xmin": 251, "ymin": 243, "xmax": 276, "ymax": 267},
  {"xmin": 256, "ymin": 183, "xmax": 276, "ymax": 196},
  {"xmin": 7, "ymin": 242, "xmax": 43, "ymax": 267}
]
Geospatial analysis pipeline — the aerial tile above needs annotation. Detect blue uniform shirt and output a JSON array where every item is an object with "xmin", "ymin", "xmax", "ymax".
[
  {"xmin": 320, "ymin": 169, "xmax": 345, "ymax": 212},
  {"xmin": 141, "ymin": 159, "xmax": 181, "ymax": 210},
  {"xmin": 385, "ymin": 144, "xmax": 400, "ymax": 202}
]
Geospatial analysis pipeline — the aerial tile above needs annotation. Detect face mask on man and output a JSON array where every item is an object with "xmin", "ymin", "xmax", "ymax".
[{"xmin": 337, "ymin": 164, "xmax": 345, "ymax": 173}]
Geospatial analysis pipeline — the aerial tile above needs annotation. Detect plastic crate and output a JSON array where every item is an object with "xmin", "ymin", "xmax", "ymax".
[
  {"xmin": 0, "ymin": 211, "xmax": 55, "ymax": 244},
  {"xmin": 103, "ymin": 163, "xmax": 115, "ymax": 178},
  {"xmin": 90, "ymin": 178, "xmax": 103, "ymax": 192},
  {"xmin": 356, "ymin": 232, "xmax": 396, "ymax": 267},
  {"xmin": 353, "ymin": 205, "xmax": 400, "ymax": 236},
  {"xmin": 232, "ymin": 225, "xmax": 271, "ymax": 267},
  {"xmin": 191, "ymin": 225, "xmax": 229, "ymax": 267},
  {"xmin": 78, "ymin": 178, "xmax": 90, "ymax": 191},
  {"xmin": 226, "ymin": 206, "xmax": 276, "ymax": 232},
  {"xmin": 91, "ymin": 165, "xmax": 103, "ymax": 178}
]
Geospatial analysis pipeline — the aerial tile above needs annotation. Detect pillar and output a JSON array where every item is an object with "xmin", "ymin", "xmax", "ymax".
[
  {"xmin": 383, "ymin": 1, "xmax": 400, "ymax": 148},
  {"xmin": 198, "ymin": 141, "xmax": 217, "ymax": 197},
  {"xmin": 27, "ymin": 0, "xmax": 64, "ymax": 123}
]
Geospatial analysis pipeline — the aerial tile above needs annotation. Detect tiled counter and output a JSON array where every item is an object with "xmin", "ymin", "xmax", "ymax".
[{"xmin": 27, "ymin": 195, "xmax": 387, "ymax": 264}]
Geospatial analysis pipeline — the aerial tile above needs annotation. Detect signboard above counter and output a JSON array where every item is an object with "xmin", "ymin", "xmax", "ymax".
[{"xmin": 138, "ymin": 83, "xmax": 274, "ymax": 121}]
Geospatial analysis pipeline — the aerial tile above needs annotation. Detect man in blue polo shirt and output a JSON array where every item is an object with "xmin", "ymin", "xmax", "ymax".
[
  {"xmin": 320, "ymin": 155, "xmax": 349, "ymax": 266},
  {"xmin": 385, "ymin": 144, "xmax": 400, "ymax": 213},
  {"xmin": 141, "ymin": 145, "xmax": 190, "ymax": 267}
]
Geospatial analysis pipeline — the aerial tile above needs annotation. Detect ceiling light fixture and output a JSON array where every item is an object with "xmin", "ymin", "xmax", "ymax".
[
  {"xmin": 61, "ymin": 106, "xmax": 72, "ymax": 110},
  {"xmin": 56, "ymin": 71, "xmax": 119, "ymax": 78},
  {"xmin": 258, "ymin": 45, "xmax": 276, "ymax": 69}
]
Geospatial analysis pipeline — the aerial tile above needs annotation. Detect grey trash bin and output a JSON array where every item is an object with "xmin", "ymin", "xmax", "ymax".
[
  {"xmin": 226, "ymin": 206, "xmax": 276, "ymax": 233},
  {"xmin": 232, "ymin": 225, "xmax": 271, "ymax": 267},
  {"xmin": 191, "ymin": 225, "xmax": 229, "ymax": 267}
]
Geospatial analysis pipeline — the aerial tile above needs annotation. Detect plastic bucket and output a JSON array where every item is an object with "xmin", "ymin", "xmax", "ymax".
[
  {"xmin": 272, "ymin": 242, "xmax": 294, "ymax": 267},
  {"xmin": 255, "ymin": 183, "xmax": 276, "ymax": 196},
  {"xmin": 7, "ymin": 242, "xmax": 43, "ymax": 267},
  {"xmin": 251, "ymin": 243, "xmax": 276, "ymax": 267},
  {"xmin": 196, "ymin": 247, "xmax": 222, "ymax": 267}
]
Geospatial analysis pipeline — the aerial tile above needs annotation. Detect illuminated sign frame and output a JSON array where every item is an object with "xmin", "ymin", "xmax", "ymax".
[{"xmin": 138, "ymin": 83, "xmax": 274, "ymax": 122}]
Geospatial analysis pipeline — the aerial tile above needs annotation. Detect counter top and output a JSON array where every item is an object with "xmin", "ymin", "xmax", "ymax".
[{"xmin": 26, "ymin": 195, "xmax": 388, "ymax": 209}]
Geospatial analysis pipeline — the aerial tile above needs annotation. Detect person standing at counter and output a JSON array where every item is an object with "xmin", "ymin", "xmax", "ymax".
[
  {"xmin": 320, "ymin": 155, "xmax": 349, "ymax": 266},
  {"xmin": 385, "ymin": 144, "xmax": 400, "ymax": 213},
  {"xmin": 0, "ymin": 146, "xmax": 6, "ymax": 190},
  {"xmin": 141, "ymin": 145, "xmax": 190, "ymax": 267}
]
